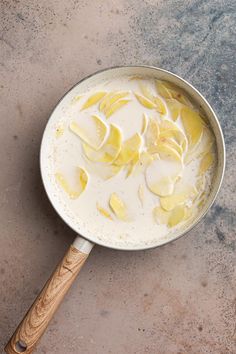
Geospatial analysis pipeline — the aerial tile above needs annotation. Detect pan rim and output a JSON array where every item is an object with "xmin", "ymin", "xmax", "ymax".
[{"xmin": 40, "ymin": 65, "xmax": 225, "ymax": 251}]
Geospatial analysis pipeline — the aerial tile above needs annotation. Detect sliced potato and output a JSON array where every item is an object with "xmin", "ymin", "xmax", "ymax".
[
  {"xmin": 159, "ymin": 129, "xmax": 187, "ymax": 152},
  {"xmin": 154, "ymin": 143, "xmax": 182, "ymax": 162},
  {"xmin": 126, "ymin": 152, "xmax": 140, "ymax": 177},
  {"xmin": 109, "ymin": 193, "xmax": 127, "ymax": 221},
  {"xmin": 153, "ymin": 206, "xmax": 170, "ymax": 224},
  {"xmin": 125, "ymin": 164, "xmax": 133, "ymax": 178},
  {"xmin": 160, "ymin": 120, "xmax": 187, "ymax": 149},
  {"xmin": 155, "ymin": 80, "xmax": 172, "ymax": 99},
  {"xmin": 139, "ymin": 83, "xmax": 166, "ymax": 114},
  {"xmin": 158, "ymin": 136, "xmax": 183, "ymax": 156},
  {"xmin": 70, "ymin": 115, "xmax": 108, "ymax": 150},
  {"xmin": 139, "ymin": 82, "xmax": 154, "ymax": 101},
  {"xmin": 83, "ymin": 124, "xmax": 122, "ymax": 163},
  {"xmin": 184, "ymin": 128, "xmax": 214, "ymax": 164},
  {"xmin": 156, "ymin": 80, "xmax": 191, "ymax": 106},
  {"xmin": 132, "ymin": 151, "xmax": 153, "ymax": 176},
  {"xmin": 79, "ymin": 168, "xmax": 88, "ymax": 191},
  {"xmin": 138, "ymin": 184, "xmax": 145, "ymax": 206},
  {"xmin": 198, "ymin": 128, "xmax": 214, "ymax": 156},
  {"xmin": 141, "ymin": 113, "xmax": 148, "ymax": 134},
  {"xmin": 81, "ymin": 92, "xmax": 106, "ymax": 110},
  {"xmin": 184, "ymin": 138, "xmax": 202, "ymax": 164},
  {"xmin": 181, "ymin": 138, "xmax": 188, "ymax": 152},
  {"xmin": 105, "ymin": 99, "xmax": 130, "ymax": 118},
  {"xmin": 167, "ymin": 139, "xmax": 183, "ymax": 156},
  {"xmin": 181, "ymin": 106, "xmax": 204, "ymax": 147},
  {"xmin": 134, "ymin": 93, "xmax": 156, "ymax": 109},
  {"xmin": 55, "ymin": 167, "xmax": 88, "ymax": 199},
  {"xmin": 153, "ymin": 96, "xmax": 167, "ymax": 115},
  {"xmin": 103, "ymin": 92, "xmax": 129, "ymax": 113},
  {"xmin": 170, "ymin": 90, "xmax": 192, "ymax": 106},
  {"xmin": 175, "ymin": 131, "xmax": 188, "ymax": 152},
  {"xmin": 114, "ymin": 133, "xmax": 142, "ymax": 166},
  {"xmin": 160, "ymin": 185, "xmax": 197, "ymax": 211},
  {"xmin": 96, "ymin": 203, "xmax": 113, "ymax": 220},
  {"xmin": 159, "ymin": 81, "xmax": 178, "ymax": 90},
  {"xmin": 160, "ymin": 119, "xmax": 178, "ymax": 131},
  {"xmin": 146, "ymin": 118, "xmax": 159, "ymax": 150},
  {"xmin": 198, "ymin": 151, "xmax": 214, "ymax": 175},
  {"xmin": 99, "ymin": 92, "xmax": 114, "ymax": 112},
  {"xmin": 168, "ymin": 205, "xmax": 186, "ymax": 227},
  {"xmin": 166, "ymin": 98, "xmax": 182, "ymax": 121},
  {"xmin": 160, "ymin": 194, "xmax": 186, "ymax": 211},
  {"xmin": 146, "ymin": 159, "xmax": 182, "ymax": 197},
  {"xmin": 148, "ymin": 176, "xmax": 175, "ymax": 197}
]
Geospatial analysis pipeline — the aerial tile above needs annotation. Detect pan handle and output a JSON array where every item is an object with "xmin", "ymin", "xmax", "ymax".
[{"xmin": 5, "ymin": 236, "xmax": 94, "ymax": 354}]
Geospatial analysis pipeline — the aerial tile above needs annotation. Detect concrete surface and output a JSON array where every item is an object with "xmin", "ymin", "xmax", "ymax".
[{"xmin": 0, "ymin": 1, "xmax": 236, "ymax": 353}]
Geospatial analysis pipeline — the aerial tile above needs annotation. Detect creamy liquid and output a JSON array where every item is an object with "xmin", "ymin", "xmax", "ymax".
[{"xmin": 49, "ymin": 76, "xmax": 215, "ymax": 247}]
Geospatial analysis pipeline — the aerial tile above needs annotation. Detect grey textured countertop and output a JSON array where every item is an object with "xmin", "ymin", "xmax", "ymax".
[{"xmin": 0, "ymin": 1, "xmax": 236, "ymax": 353}]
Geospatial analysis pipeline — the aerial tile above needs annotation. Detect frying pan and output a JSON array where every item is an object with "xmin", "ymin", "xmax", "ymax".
[{"xmin": 5, "ymin": 66, "xmax": 225, "ymax": 353}]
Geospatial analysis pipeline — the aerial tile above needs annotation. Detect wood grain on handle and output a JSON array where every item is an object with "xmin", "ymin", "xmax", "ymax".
[{"xmin": 5, "ymin": 245, "xmax": 89, "ymax": 354}]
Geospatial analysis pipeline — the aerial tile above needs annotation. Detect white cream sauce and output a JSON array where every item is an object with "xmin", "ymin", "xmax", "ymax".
[{"xmin": 48, "ymin": 76, "xmax": 215, "ymax": 247}]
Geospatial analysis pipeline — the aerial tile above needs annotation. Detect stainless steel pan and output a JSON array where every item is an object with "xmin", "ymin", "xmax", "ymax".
[{"xmin": 5, "ymin": 66, "xmax": 225, "ymax": 354}]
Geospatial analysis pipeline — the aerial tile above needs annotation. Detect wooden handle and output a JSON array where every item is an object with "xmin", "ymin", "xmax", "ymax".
[{"xmin": 5, "ymin": 244, "xmax": 90, "ymax": 354}]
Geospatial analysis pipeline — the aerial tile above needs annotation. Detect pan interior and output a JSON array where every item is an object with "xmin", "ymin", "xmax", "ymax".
[{"xmin": 40, "ymin": 66, "xmax": 225, "ymax": 251}]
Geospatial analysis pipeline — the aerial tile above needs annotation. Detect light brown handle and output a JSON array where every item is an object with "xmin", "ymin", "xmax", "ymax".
[{"xmin": 5, "ymin": 244, "xmax": 90, "ymax": 354}]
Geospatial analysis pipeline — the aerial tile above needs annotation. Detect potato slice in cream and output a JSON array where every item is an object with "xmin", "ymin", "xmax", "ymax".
[{"xmin": 70, "ymin": 114, "xmax": 108, "ymax": 150}]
